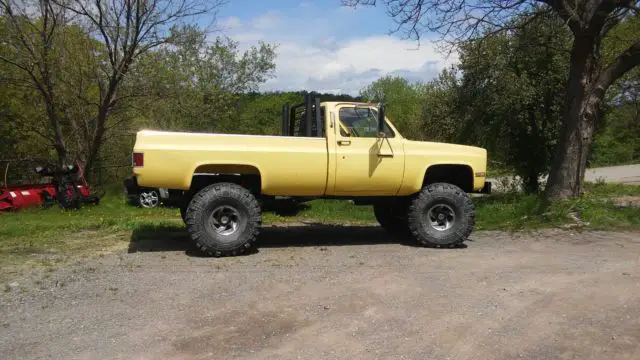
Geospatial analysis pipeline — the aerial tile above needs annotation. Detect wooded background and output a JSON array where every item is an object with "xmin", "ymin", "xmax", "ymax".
[{"xmin": 1, "ymin": 1, "xmax": 638, "ymax": 198}]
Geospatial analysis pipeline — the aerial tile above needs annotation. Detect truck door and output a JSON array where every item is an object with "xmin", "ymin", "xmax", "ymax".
[{"xmin": 332, "ymin": 105, "xmax": 404, "ymax": 195}]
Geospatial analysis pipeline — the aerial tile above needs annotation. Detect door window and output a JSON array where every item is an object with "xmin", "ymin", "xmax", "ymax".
[{"xmin": 338, "ymin": 107, "xmax": 395, "ymax": 138}]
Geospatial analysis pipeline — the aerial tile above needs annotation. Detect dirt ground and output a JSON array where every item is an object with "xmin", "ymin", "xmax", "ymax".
[{"xmin": 1, "ymin": 224, "xmax": 639, "ymax": 360}]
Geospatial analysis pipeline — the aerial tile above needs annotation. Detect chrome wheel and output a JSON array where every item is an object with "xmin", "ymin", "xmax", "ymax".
[
  {"xmin": 210, "ymin": 205, "xmax": 240, "ymax": 236},
  {"xmin": 139, "ymin": 190, "xmax": 159, "ymax": 208},
  {"xmin": 426, "ymin": 203, "xmax": 455, "ymax": 231}
]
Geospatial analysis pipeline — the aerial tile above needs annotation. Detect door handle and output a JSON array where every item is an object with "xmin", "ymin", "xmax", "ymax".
[{"xmin": 337, "ymin": 140, "xmax": 351, "ymax": 146}]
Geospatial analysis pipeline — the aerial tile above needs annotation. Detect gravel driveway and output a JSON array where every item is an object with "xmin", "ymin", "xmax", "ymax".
[{"xmin": 1, "ymin": 224, "xmax": 639, "ymax": 360}]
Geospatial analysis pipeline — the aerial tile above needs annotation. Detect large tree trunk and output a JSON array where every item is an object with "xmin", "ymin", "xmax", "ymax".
[
  {"xmin": 544, "ymin": 95, "xmax": 601, "ymax": 199},
  {"xmin": 545, "ymin": 32, "xmax": 640, "ymax": 200},
  {"xmin": 544, "ymin": 38, "xmax": 603, "ymax": 200}
]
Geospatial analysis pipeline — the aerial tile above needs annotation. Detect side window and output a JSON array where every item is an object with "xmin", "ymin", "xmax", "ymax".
[{"xmin": 338, "ymin": 107, "xmax": 394, "ymax": 138}]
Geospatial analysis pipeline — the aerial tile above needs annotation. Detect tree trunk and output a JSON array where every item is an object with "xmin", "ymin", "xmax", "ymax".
[
  {"xmin": 83, "ymin": 110, "xmax": 107, "ymax": 180},
  {"xmin": 83, "ymin": 87, "xmax": 114, "ymax": 179},
  {"xmin": 524, "ymin": 171, "xmax": 540, "ymax": 194},
  {"xmin": 544, "ymin": 97, "xmax": 600, "ymax": 199},
  {"xmin": 544, "ymin": 39, "xmax": 603, "ymax": 200},
  {"xmin": 44, "ymin": 99, "xmax": 68, "ymax": 167}
]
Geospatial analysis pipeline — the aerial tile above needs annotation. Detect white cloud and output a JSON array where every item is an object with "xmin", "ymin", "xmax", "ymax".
[
  {"xmin": 219, "ymin": 10, "xmax": 458, "ymax": 95},
  {"xmin": 218, "ymin": 16, "xmax": 241, "ymax": 30},
  {"xmin": 251, "ymin": 11, "xmax": 283, "ymax": 30}
]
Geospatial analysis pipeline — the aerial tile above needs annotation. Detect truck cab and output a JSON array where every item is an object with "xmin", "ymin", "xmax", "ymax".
[{"xmin": 279, "ymin": 95, "xmax": 489, "ymax": 197}]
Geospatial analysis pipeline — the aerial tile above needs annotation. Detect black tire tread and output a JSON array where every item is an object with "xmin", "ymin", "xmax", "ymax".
[
  {"xmin": 373, "ymin": 203, "xmax": 409, "ymax": 234},
  {"xmin": 184, "ymin": 182, "xmax": 261, "ymax": 257},
  {"xmin": 407, "ymin": 182, "xmax": 475, "ymax": 248}
]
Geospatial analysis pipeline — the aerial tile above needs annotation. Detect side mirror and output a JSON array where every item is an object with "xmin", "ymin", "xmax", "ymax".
[{"xmin": 377, "ymin": 104, "xmax": 385, "ymax": 137}]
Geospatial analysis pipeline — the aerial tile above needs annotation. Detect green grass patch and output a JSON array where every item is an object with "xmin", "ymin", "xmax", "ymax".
[
  {"xmin": 0, "ymin": 195, "xmax": 180, "ymax": 241},
  {"xmin": 475, "ymin": 182, "xmax": 640, "ymax": 230},
  {"xmin": 583, "ymin": 182, "xmax": 640, "ymax": 197},
  {"xmin": 474, "ymin": 193, "xmax": 640, "ymax": 230}
]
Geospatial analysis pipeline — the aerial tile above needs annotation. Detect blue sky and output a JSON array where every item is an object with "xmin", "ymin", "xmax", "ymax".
[{"xmin": 211, "ymin": 0, "xmax": 457, "ymax": 95}]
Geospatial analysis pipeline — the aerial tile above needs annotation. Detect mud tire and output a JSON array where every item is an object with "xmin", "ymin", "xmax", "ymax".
[
  {"xmin": 373, "ymin": 202, "xmax": 409, "ymax": 234},
  {"xmin": 184, "ymin": 182, "xmax": 261, "ymax": 257},
  {"xmin": 407, "ymin": 183, "xmax": 475, "ymax": 248}
]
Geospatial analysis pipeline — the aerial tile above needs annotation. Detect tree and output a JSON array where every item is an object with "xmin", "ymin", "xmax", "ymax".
[
  {"xmin": 1, "ymin": 0, "xmax": 221, "ymax": 175},
  {"xmin": 343, "ymin": 0, "xmax": 640, "ymax": 200},
  {"xmin": 418, "ymin": 68, "xmax": 461, "ymax": 142},
  {"xmin": 0, "ymin": 1, "xmax": 70, "ymax": 166},
  {"xmin": 132, "ymin": 25, "xmax": 277, "ymax": 133},
  {"xmin": 359, "ymin": 75, "xmax": 427, "ymax": 139},
  {"xmin": 453, "ymin": 12, "xmax": 569, "ymax": 193}
]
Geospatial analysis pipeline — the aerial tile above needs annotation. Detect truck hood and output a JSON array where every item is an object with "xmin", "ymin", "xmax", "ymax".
[
  {"xmin": 404, "ymin": 139, "xmax": 486, "ymax": 156},
  {"xmin": 402, "ymin": 139, "xmax": 488, "ymax": 169}
]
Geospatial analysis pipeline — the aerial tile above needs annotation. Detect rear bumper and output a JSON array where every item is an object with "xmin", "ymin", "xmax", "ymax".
[{"xmin": 123, "ymin": 176, "xmax": 183, "ymax": 205}]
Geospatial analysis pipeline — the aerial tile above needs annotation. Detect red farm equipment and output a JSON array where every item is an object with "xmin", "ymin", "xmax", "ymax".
[{"xmin": 0, "ymin": 160, "xmax": 101, "ymax": 212}]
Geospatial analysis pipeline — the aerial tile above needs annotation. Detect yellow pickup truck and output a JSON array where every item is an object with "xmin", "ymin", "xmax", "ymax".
[{"xmin": 130, "ymin": 94, "xmax": 490, "ymax": 256}]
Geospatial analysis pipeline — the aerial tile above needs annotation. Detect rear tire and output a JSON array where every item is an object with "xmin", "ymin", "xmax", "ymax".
[
  {"xmin": 184, "ymin": 182, "xmax": 262, "ymax": 257},
  {"xmin": 373, "ymin": 203, "xmax": 408, "ymax": 234},
  {"xmin": 407, "ymin": 183, "xmax": 475, "ymax": 248}
]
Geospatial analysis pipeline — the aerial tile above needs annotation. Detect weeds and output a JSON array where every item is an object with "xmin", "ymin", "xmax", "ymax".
[{"xmin": 474, "ymin": 183, "xmax": 640, "ymax": 230}]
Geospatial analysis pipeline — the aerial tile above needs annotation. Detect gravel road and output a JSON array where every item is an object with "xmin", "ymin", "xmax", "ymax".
[
  {"xmin": 1, "ymin": 224, "xmax": 639, "ymax": 360},
  {"xmin": 584, "ymin": 164, "xmax": 640, "ymax": 184}
]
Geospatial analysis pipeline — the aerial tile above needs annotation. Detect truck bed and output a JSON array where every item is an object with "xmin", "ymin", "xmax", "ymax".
[{"xmin": 133, "ymin": 130, "xmax": 329, "ymax": 196}]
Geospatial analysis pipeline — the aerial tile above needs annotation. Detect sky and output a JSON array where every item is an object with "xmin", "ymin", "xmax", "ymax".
[{"xmin": 211, "ymin": 0, "xmax": 458, "ymax": 95}]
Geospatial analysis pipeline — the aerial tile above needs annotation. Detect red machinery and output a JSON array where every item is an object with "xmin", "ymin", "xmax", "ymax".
[{"xmin": 0, "ymin": 160, "xmax": 100, "ymax": 212}]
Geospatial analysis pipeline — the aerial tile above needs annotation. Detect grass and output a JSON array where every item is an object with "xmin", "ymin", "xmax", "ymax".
[
  {"xmin": 1, "ymin": 182, "xmax": 638, "ymax": 279},
  {"xmin": 583, "ymin": 181, "xmax": 640, "ymax": 197},
  {"xmin": 474, "ymin": 191, "xmax": 640, "ymax": 230}
]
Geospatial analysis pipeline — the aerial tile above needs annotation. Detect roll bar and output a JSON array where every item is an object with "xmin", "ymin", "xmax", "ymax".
[{"xmin": 282, "ymin": 92, "xmax": 323, "ymax": 137}]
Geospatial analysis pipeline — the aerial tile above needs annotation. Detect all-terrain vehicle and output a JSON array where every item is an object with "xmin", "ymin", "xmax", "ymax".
[{"xmin": 128, "ymin": 94, "xmax": 490, "ymax": 256}]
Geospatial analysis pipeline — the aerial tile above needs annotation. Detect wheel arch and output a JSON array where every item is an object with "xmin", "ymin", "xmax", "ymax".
[
  {"xmin": 422, "ymin": 163, "xmax": 474, "ymax": 193},
  {"xmin": 188, "ymin": 164, "xmax": 263, "ymax": 195}
]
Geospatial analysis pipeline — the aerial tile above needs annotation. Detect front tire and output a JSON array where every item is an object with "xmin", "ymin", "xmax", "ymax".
[
  {"xmin": 184, "ymin": 183, "xmax": 262, "ymax": 257},
  {"xmin": 407, "ymin": 183, "xmax": 475, "ymax": 248}
]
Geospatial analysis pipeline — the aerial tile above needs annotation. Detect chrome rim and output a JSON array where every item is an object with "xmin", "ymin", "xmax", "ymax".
[
  {"xmin": 140, "ymin": 190, "xmax": 159, "ymax": 208},
  {"xmin": 426, "ymin": 203, "xmax": 455, "ymax": 231},
  {"xmin": 210, "ymin": 205, "xmax": 240, "ymax": 236}
]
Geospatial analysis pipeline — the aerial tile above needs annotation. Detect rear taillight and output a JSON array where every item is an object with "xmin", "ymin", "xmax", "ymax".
[{"xmin": 132, "ymin": 152, "xmax": 144, "ymax": 167}]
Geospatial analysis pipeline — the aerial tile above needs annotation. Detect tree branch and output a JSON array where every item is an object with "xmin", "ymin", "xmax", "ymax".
[{"xmin": 595, "ymin": 39, "xmax": 640, "ymax": 95}]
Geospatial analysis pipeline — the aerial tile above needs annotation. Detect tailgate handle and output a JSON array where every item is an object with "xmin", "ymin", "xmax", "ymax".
[{"xmin": 337, "ymin": 140, "xmax": 351, "ymax": 146}]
